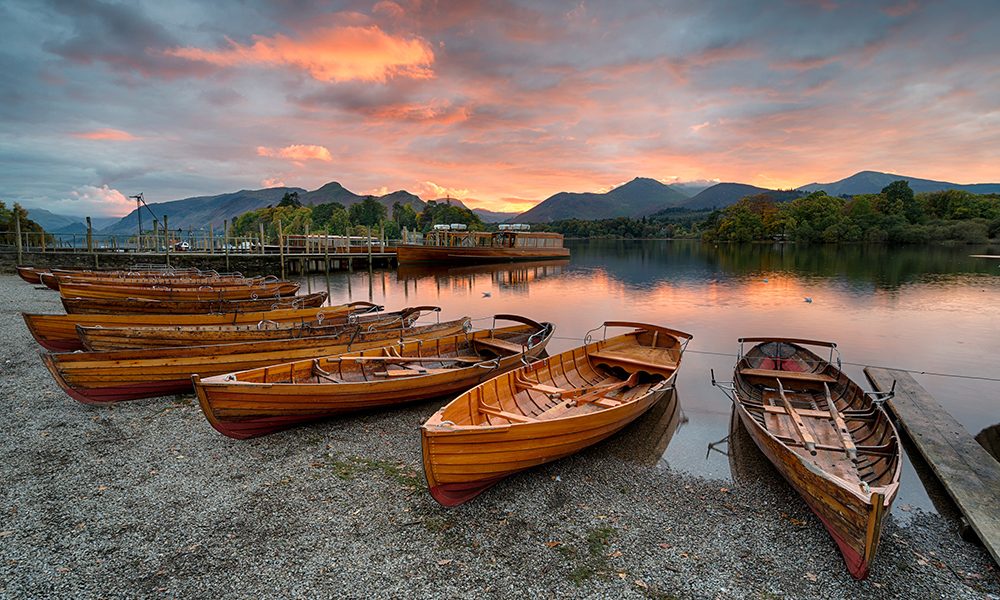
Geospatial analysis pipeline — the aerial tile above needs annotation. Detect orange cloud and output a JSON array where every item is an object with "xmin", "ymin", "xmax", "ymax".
[
  {"xmin": 166, "ymin": 25, "xmax": 434, "ymax": 82},
  {"xmin": 257, "ymin": 144, "xmax": 333, "ymax": 162},
  {"xmin": 72, "ymin": 128, "xmax": 137, "ymax": 141},
  {"xmin": 261, "ymin": 176, "xmax": 287, "ymax": 187},
  {"xmin": 415, "ymin": 181, "xmax": 470, "ymax": 199}
]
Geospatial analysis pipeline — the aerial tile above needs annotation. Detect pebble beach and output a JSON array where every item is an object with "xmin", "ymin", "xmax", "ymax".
[{"xmin": 0, "ymin": 274, "xmax": 997, "ymax": 599}]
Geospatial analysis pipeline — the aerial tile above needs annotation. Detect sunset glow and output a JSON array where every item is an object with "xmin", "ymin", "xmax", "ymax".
[{"xmin": 1, "ymin": 1, "xmax": 998, "ymax": 216}]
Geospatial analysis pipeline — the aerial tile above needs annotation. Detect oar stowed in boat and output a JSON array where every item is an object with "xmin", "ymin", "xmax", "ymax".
[
  {"xmin": 421, "ymin": 321, "xmax": 692, "ymax": 507},
  {"xmin": 192, "ymin": 315, "xmax": 555, "ymax": 439}
]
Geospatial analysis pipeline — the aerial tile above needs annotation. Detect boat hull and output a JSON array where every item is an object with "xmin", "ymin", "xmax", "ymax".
[
  {"xmin": 396, "ymin": 244, "xmax": 570, "ymax": 264},
  {"xmin": 58, "ymin": 281, "xmax": 300, "ymax": 301},
  {"xmin": 734, "ymin": 404, "xmax": 890, "ymax": 579},
  {"xmin": 16, "ymin": 266, "xmax": 44, "ymax": 284},
  {"xmin": 194, "ymin": 322, "xmax": 552, "ymax": 438},
  {"xmin": 41, "ymin": 320, "xmax": 468, "ymax": 404},
  {"xmin": 61, "ymin": 291, "xmax": 329, "ymax": 315},
  {"xmin": 23, "ymin": 306, "xmax": 336, "ymax": 351},
  {"xmin": 423, "ymin": 384, "xmax": 668, "ymax": 506}
]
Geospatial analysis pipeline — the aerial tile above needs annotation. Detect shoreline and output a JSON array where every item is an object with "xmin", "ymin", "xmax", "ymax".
[{"xmin": 0, "ymin": 275, "xmax": 997, "ymax": 598}]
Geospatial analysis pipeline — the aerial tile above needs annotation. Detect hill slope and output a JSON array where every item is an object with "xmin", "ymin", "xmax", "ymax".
[
  {"xmin": 799, "ymin": 171, "xmax": 1000, "ymax": 196},
  {"xmin": 682, "ymin": 183, "xmax": 803, "ymax": 210},
  {"xmin": 514, "ymin": 177, "xmax": 688, "ymax": 223}
]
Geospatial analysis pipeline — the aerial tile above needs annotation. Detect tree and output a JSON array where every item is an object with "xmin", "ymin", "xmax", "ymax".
[
  {"xmin": 392, "ymin": 202, "xmax": 418, "ymax": 229},
  {"xmin": 311, "ymin": 202, "xmax": 347, "ymax": 229},
  {"xmin": 278, "ymin": 191, "xmax": 302, "ymax": 208},
  {"xmin": 348, "ymin": 196, "xmax": 387, "ymax": 227}
]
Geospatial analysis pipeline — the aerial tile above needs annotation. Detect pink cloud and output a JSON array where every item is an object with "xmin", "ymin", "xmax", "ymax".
[
  {"xmin": 72, "ymin": 128, "xmax": 137, "ymax": 141},
  {"xmin": 261, "ymin": 176, "xmax": 287, "ymax": 187},
  {"xmin": 257, "ymin": 144, "xmax": 333, "ymax": 162},
  {"xmin": 165, "ymin": 25, "xmax": 434, "ymax": 83}
]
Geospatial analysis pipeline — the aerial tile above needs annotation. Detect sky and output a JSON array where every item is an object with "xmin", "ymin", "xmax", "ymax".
[{"xmin": 1, "ymin": 0, "xmax": 998, "ymax": 217}]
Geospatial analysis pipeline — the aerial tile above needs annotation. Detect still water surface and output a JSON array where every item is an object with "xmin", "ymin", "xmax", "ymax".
[{"xmin": 300, "ymin": 240, "xmax": 1000, "ymax": 517}]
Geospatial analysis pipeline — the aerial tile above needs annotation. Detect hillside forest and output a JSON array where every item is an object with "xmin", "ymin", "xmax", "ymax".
[
  {"xmin": 533, "ymin": 182, "xmax": 1000, "ymax": 244},
  {"xmin": 229, "ymin": 194, "xmax": 485, "ymax": 240}
]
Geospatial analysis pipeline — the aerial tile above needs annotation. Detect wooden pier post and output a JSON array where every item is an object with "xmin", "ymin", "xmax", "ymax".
[
  {"xmin": 209, "ymin": 224, "xmax": 215, "ymax": 254},
  {"xmin": 324, "ymin": 241, "xmax": 330, "ymax": 276},
  {"xmin": 86, "ymin": 217, "xmax": 93, "ymax": 254},
  {"xmin": 224, "ymin": 219, "xmax": 230, "ymax": 271},
  {"xmin": 163, "ymin": 215, "xmax": 170, "ymax": 267},
  {"xmin": 278, "ymin": 219, "xmax": 285, "ymax": 280},
  {"xmin": 14, "ymin": 213, "xmax": 22, "ymax": 265},
  {"xmin": 259, "ymin": 222, "xmax": 266, "ymax": 255}
]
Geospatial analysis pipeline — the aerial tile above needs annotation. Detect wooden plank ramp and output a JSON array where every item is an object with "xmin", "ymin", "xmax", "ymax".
[{"xmin": 865, "ymin": 367, "xmax": 1000, "ymax": 566}]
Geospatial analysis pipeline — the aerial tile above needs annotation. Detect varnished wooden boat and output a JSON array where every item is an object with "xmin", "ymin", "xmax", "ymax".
[
  {"xmin": 24, "ymin": 306, "xmax": 354, "ymax": 352},
  {"xmin": 58, "ymin": 280, "xmax": 300, "ymax": 301},
  {"xmin": 16, "ymin": 266, "xmax": 46, "ymax": 284},
  {"xmin": 193, "ymin": 315, "xmax": 554, "ymax": 439},
  {"xmin": 421, "ymin": 321, "xmax": 692, "ymax": 506},
  {"xmin": 61, "ymin": 291, "xmax": 330, "ymax": 315},
  {"xmin": 40, "ymin": 268, "xmax": 217, "ymax": 291},
  {"xmin": 78, "ymin": 305, "xmax": 438, "ymax": 350},
  {"xmin": 727, "ymin": 338, "xmax": 901, "ymax": 579},
  {"xmin": 53, "ymin": 272, "xmax": 263, "ymax": 287},
  {"xmin": 42, "ymin": 318, "xmax": 470, "ymax": 404}
]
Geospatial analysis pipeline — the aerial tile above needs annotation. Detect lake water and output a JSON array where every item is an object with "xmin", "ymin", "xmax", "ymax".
[{"xmin": 299, "ymin": 239, "xmax": 1000, "ymax": 517}]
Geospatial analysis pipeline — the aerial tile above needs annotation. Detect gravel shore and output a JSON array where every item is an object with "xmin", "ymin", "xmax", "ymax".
[{"xmin": 0, "ymin": 274, "xmax": 996, "ymax": 599}]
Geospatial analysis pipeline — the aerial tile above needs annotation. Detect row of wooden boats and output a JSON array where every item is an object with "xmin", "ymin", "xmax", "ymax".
[{"xmin": 14, "ymin": 264, "xmax": 901, "ymax": 579}]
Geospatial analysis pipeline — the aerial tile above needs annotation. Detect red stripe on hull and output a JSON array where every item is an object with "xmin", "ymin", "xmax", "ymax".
[
  {"xmin": 809, "ymin": 501, "xmax": 871, "ymax": 579},
  {"xmin": 429, "ymin": 475, "xmax": 507, "ymax": 507},
  {"xmin": 60, "ymin": 380, "xmax": 192, "ymax": 405},
  {"xmin": 203, "ymin": 415, "xmax": 327, "ymax": 439}
]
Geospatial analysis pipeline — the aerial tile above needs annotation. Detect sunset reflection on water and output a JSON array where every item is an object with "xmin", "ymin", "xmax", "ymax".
[{"xmin": 302, "ymin": 240, "xmax": 1000, "ymax": 515}]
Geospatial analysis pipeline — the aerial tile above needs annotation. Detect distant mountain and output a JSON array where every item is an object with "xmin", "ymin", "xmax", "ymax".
[
  {"xmin": 26, "ymin": 207, "xmax": 78, "ymax": 231},
  {"xmin": 681, "ymin": 183, "xmax": 804, "ymax": 210},
  {"xmin": 100, "ymin": 183, "xmax": 429, "ymax": 234},
  {"xmin": 668, "ymin": 181, "xmax": 716, "ymax": 197},
  {"xmin": 513, "ymin": 177, "xmax": 688, "ymax": 223},
  {"xmin": 799, "ymin": 170, "xmax": 1000, "ymax": 196},
  {"xmin": 101, "ymin": 187, "xmax": 305, "ymax": 234},
  {"xmin": 27, "ymin": 208, "xmax": 120, "ymax": 232}
]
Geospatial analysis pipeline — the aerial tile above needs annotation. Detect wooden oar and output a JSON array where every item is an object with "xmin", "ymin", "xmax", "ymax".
[
  {"xmin": 824, "ymin": 382, "xmax": 858, "ymax": 461},
  {"xmin": 776, "ymin": 378, "xmax": 817, "ymax": 455}
]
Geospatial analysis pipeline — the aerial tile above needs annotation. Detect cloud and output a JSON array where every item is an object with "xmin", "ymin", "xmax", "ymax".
[
  {"xmin": 415, "ymin": 181, "xmax": 471, "ymax": 199},
  {"xmin": 256, "ymin": 145, "xmax": 333, "ymax": 162},
  {"xmin": 261, "ymin": 176, "xmax": 286, "ymax": 188},
  {"xmin": 166, "ymin": 25, "xmax": 435, "ymax": 83},
  {"xmin": 38, "ymin": 184, "xmax": 135, "ymax": 217},
  {"xmin": 72, "ymin": 128, "xmax": 137, "ymax": 141}
]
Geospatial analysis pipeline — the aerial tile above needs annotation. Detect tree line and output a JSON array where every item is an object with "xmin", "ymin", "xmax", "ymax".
[
  {"xmin": 229, "ymin": 193, "xmax": 485, "ymax": 240},
  {"xmin": 701, "ymin": 181, "xmax": 1000, "ymax": 243}
]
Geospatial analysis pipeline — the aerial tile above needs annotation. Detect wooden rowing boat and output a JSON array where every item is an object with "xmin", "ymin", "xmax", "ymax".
[
  {"xmin": 57, "ymin": 280, "xmax": 300, "ymax": 301},
  {"xmin": 61, "ymin": 291, "xmax": 330, "ymax": 315},
  {"xmin": 16, "ymin": 266, "xmax": 46, "ymax": 284},
  {"xmin": 726, "ymin": 337, "xmax": 901, "ymax": 579},
  {"xmin": 41, "ymin": 273, "xmax": 264, "ymax": 291},
  {"xmin": 40, "ymin": 268, "xmax": 220, "ymax": 291},
  {"xmin": 193, "ymin": 315, "xmax": 554, "ymax": 439},
  {"xmin": 24, "ymin": 305, "xmax": 355, "ymax": 352},
  {"xmin": 42, "ymin": 317, "xmax": 470, "ymax": 404},
  {"xmin": 78, "ymin": 305, "xmax": 438, "ymax": 350},
  {"xmin": 421, "ymin": 321, "xmax": 692, "ymax": 506}
]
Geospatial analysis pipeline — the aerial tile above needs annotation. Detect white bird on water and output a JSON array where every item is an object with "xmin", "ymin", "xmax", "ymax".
[{"xmin": 804, "ymin": 297, "xmax": 813, "ymax": 303}]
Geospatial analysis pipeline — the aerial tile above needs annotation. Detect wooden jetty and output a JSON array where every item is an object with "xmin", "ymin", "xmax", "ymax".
[{"xmin": 864, "ymin": 367, "xmax": 1000, "ymax": 566}]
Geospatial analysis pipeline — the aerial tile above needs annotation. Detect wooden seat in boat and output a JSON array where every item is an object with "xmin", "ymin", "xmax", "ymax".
[
  {"xmin": 588, "ymin": 347, "xmax": 677, "ymax": 376},
  {"xmin": 738, "ymin": 367, "xmax": 836, "ymax": 383},
  {"xmin": 473, "ymin": 338, "xmax": 525, "ymax": 355}
]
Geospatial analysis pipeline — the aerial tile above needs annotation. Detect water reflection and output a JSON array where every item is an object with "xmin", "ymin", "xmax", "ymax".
[
  {"xmin": 609, "ymin": 388, "xmax": 685, "ymax": 465},
  {"xmin": 300, "ymin": 240, "xmax": 1000, "ymax": 516}
]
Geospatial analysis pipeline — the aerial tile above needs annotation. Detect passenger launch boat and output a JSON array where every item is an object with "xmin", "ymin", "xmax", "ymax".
[
  {"xmin": 718, "ymin": 338, "xmax": 901, "ymax": 579},
  {"xmin": 193, "ymin": 315, "xmax": 553, "ymax": 439},
  {"xmin": 396, "ymin": 224, "xmax": 569, "ymax": 264},
  {"xmin": 421, "ymin": 321, "xmax": 691, "ymax": 506}
]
